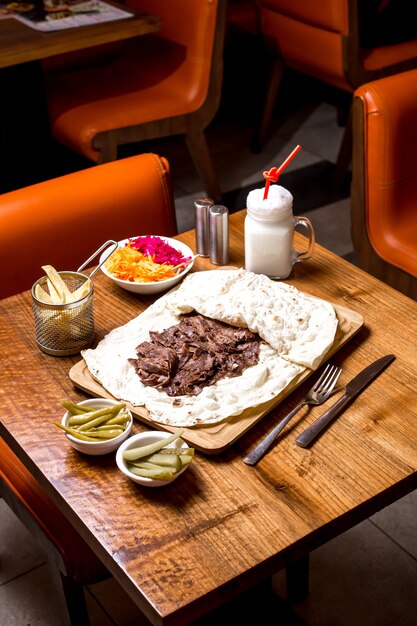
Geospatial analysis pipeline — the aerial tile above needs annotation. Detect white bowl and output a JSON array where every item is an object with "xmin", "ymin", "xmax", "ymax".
[
  {"xmin": 100, "ymin": 236, "xmax": 194, "ymax": 294},
  {"xmin": 116, "ymin": 430, "xmax": 191, "ymax": 487},
  {"xmin": 61, "ymin": 398, "xmax": 133, "ymax": 456}
]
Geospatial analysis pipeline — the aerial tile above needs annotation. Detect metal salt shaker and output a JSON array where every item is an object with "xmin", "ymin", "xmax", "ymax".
[
  {"xmin": 209, "ymin": 204, "xmax": 229, "ymax": 265},
  {"xmin": 194, "ymin": 198, "xmax": 213, "ymax": 256}
]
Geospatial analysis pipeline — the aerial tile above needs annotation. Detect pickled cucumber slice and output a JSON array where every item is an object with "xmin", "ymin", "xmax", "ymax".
[{"xmin": 122, "ymin": 429, "xmax": 184, "ymax": 461}]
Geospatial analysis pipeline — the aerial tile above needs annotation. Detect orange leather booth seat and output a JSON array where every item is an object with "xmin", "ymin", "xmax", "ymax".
[
  {"xmin": 353, "ymin": 71, "xmax": 417, "ymax": 281},
  {"xmin": 0, "ymin": 438, "xmax": 108, "ymax": 584},
  {"xmin": 0, "ymin": 153, "xmax": 177, "ymax": 300}
]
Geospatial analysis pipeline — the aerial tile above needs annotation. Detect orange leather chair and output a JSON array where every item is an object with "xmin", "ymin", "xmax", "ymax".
[
  {"xmin": 0, "ymin": 440, "xmax": 108, "ymax": 626},
  {"xmin": 351, "ymin": 70, "xmax": 417, "ymax": 300},
  {"xmin": 44, "ymin": 0, "xmax": 227, "ymax": 204},
  {"xmin": 227, "ymin": 0, "xmax": 259, "ymax": 36},
  {"xmin": 0, "ymin": 152, "xmax": 177, "ymax": 625},
  {"xmin": 0, "ymin": 153, "xmax": 177, "ymax": 299},
  {"xmin": 253, "ymin": 0, "xmax": 417, "ymax": 179}
]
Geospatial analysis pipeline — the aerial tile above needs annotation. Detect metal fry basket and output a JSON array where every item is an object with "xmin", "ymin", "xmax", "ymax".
[{"xmin": 31, "ymin": 241, "xmax": 117, "ymax": 356}]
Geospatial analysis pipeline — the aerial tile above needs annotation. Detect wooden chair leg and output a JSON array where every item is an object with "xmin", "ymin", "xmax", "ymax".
[
  {"xmin": 285, "ymin": 554, "xmax": 310, "ymax": 603},
  {"xmin": 185, "ymin": 122, "xmax": 223, "ymax": 204},
  {"xmin": 251, "ymin": 56, "xmax": 285, "ymax": 153},
  {"xmin": 334, "ymin": 104, "xmax": 353, "ymax": 190},
  {"xmin": 46, "ymin": 554, "xmax": 91, "ymax": 626},
  {"xmin": 94, "ymin": 133, "xmax": 119, "ymax": 163},
  {"xmin": 335, "ymin": 92, "xmax": 352, "ymax": 128}
]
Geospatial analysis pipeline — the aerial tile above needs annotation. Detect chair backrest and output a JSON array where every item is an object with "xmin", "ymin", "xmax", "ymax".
[
  {"xmin": 351, "ymin": 69, "xmax": 417, "ymax": 299},
  {"xmin": 227, "ymin": 0, "xmax": 259, "ymax": 35},
  {"xmin": 0, "ymin": 153, "xmax": 177, "ymax": 299},
  {"xmin": 127, "ymin": 0, "xmax": 225, "ymax": 114},
  {"xmin": 259, "ymin": 0, "xmax": 349, "ymax": 33},
  {"xmin": 45, "ymin": 1, "xmax": 227, "ymax": 202},
  {"xmin": 258, "ymin": 0, "xmax": 417, "ymax": 90},
  {"xmin": 258, "ymin": 0, "xmax": 350, "ymax": 91}
]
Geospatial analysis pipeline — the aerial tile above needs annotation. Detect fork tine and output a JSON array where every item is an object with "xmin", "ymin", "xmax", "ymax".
[
  {"xmin": 313, "ymin": 364, "xmax": 342, "ymax": 394},
  {"xmin": 327, "ymin": 367, "xmax": 342, "ymax": 391},
  {"xmin": 243, "ymin": 364, "xmax": 342, "ymax": 465},
  {"xmin": 319, "ymin": 366, "xmax": 342, "ymax": 394},
  {"xmin": 311, "ymin": 363, "xmax": 333, "ymax": 391}
]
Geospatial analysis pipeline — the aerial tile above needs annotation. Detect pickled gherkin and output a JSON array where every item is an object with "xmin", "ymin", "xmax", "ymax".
[{"xmin": 55, "ymin": 400, "xmax": 130, "ymax": 442}]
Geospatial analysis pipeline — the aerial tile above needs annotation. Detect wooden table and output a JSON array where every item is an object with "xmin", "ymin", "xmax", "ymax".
[
  {"xmin": 0, "ymin": 6, "xmax": 161, "ymax": 69},
  {"xmin": 1, "ymin": 211, "xmax": 416, "ymax": 625}
]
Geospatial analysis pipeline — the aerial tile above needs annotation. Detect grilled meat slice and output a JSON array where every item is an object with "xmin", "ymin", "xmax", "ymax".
[{"xmin": 130, "ymin": 313, "xmax": 262, "ymax": 397}]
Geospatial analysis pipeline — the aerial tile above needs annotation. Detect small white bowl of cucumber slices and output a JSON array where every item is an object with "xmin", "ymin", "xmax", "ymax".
[{"xmin": 116, "ymin": 429, "xmax": 194, "ymax": 487}]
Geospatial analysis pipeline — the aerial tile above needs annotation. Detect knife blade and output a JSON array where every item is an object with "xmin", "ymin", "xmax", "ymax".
[{"xmin": 295, "ymin": 354, "xmax": 395, "ymax": 448}]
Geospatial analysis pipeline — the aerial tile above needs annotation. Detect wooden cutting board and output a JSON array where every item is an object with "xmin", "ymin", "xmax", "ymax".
[{"xmin": 69, "ymin": 302, "xmax": 363, "ymax": 454}]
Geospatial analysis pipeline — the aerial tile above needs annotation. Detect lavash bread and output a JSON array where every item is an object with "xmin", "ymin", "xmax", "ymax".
[
  {"xmin": 82, "ymin": 269, "xmax": 338, "ymax": 426},
  {"xmin": 168, "ymin": 269, "xmax": 337, "ymax": 369}
]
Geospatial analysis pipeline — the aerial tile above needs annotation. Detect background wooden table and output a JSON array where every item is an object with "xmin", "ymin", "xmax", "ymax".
[
  {"xmin": 1, "ymin": 211, "xmax": 416, "ymax": 625},
  {"xmin": 0, "ymin": 8, "xmax": 161, "ymax": 68}
]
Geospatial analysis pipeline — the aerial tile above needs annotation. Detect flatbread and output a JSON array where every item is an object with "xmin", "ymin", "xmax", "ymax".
[
  {"xmin": 82, "ymin": 269, "xmax": 338, "ymax": 426},
  {"xmin": 167, "ymin": 269, "xmax": 337, "ymax": 369}
]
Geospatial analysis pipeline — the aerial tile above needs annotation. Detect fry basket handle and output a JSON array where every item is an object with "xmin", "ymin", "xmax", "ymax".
[{"xmin": 77, "ymin": 240, "xmax": 118, "ymax": 278}]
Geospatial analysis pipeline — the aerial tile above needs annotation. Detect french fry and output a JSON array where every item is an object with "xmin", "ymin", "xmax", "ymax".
[
  {"xmin": 46, "ymin": 277, "xmax": 63, "ymax": 304},
  {"xmin": 42, "ymin": 265, "xmax": 72, "ymax": 304},
  {"xmin": 37, "ymin": 266, "xmax": 91, "ymax": 304},
  {"xmin": 71, "ymin": 278, "xmax": 91, "ymax": 302},
  {"xmin": 34, "ymin": 283, "xmax": 52, "ymax": 304}
]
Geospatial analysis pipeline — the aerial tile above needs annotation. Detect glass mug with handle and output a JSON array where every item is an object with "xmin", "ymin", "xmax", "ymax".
[{"xmin": 244, "ymin": 185, "xmax": 315, "ymax": 279}]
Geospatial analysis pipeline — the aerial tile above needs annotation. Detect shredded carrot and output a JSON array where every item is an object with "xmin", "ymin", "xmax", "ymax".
[{"xmin": 105, "ymin": 245, "xmax": 189, "ymax": 283}]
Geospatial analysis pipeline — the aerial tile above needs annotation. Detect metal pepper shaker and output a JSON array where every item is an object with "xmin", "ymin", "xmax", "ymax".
[
  {"xmin": 194, "ymin": 198, "xmax": 213, "ymax": 257},
  {"xmin": 209, "ymin": 204, "xmax": 229, "ymax": 265}
]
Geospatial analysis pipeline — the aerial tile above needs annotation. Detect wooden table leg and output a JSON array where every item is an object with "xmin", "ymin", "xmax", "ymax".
[
  {"xmin": 286, "ymin": 554, "xmax": 310, "ymax": 603},
  {"xmin": 0, "ymin": 61, "xmax": 51, "ymax": 193}
]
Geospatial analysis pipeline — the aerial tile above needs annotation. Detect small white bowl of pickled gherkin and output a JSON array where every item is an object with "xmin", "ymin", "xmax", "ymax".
[
  {"xmin": 57, "ymin": 398, "xmax": 133, "ymax": 455},
  {"xmin": 116, "ymin": 429, "xmax": 194, "ymax": 486}
]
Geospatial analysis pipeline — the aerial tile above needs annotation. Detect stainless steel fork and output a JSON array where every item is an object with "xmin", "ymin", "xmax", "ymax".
[{"xmin": 242, "ymin": 364, "xmax": 342, "ymax": 466}]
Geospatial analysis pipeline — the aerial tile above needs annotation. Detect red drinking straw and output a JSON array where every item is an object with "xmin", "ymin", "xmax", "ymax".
[{"xmin": 262, "ymin": 144, "xmax": 302, "ymax": 200}]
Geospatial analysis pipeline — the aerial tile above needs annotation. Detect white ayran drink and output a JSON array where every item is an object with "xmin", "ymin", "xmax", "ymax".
[{"xmin": 245, "ymin": 184, "xmax": 295, "ymax": 278}]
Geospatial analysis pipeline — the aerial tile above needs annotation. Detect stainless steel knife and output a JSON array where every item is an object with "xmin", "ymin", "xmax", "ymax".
[{"xmin": 295, "ymin": 354, "xmax": 395, "ymax": 448}]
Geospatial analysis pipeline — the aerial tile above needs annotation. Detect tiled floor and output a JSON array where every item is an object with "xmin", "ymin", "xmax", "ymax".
[{"xmin": 1, "ymin": 60, "xmax": 416, "ymax": 625}]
